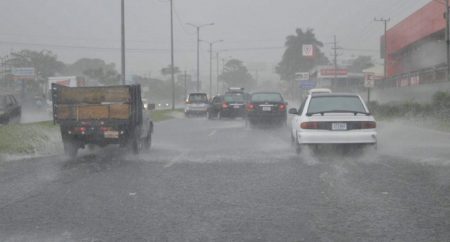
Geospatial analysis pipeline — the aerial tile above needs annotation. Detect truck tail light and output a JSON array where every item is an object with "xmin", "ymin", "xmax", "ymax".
[
  {"xmin": 77, "ymin": 127, "xmax": 86, "ymax": 132},
  {"xmin": 73, "ymin": 126, "xmax": 87, "ymax": 134},
  {"xmin": 247, "ymin": 103, "xmax": 255, "ymax": 111},
  {"xmin": 222, "ymin": 102, "xmax": 229, "ymax": 109},
  {"xmin": 300, "ymin": 122, "xmax": 319, "ymax": 129}
]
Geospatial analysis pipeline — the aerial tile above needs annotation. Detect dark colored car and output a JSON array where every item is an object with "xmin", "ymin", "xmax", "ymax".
[
  {"xmin": 0, "ymin": 94, "xmax": 21, "ymax": 124},
  {"xmin": 184, "ymin": 93, "xmax": 209, "ymax": 117},
  {"xmin": 207, "ymin": 92, "xmax": 247, "ymax": 119},
  {"xmin": 246, "ymin": 92, "xmax": 287, "ymax": 126}
]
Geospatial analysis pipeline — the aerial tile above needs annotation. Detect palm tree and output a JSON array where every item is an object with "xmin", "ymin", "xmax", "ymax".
[{"xmin": 276, "ymin": 28, "xmax": 329, "ymax": 81}]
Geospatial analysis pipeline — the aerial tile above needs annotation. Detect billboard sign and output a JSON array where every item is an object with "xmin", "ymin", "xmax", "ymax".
[
  {"xmin": 12, "ymin": 67, "xmax": 35, "ymax": 80},
  {"xmin": 318, "ymin": 68, "xmax": 348, "ymax": 78}
]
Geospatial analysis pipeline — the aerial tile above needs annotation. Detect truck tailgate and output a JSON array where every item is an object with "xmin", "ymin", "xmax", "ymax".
[{"xmin": 56, "ymin": 104, "xmax": 130, "ymax": 120}]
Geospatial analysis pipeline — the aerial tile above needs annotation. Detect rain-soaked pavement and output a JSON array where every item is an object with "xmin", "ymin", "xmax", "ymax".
[{"xmin": 0, "ymin": 117, "xmax": 450, "ymax": 241}]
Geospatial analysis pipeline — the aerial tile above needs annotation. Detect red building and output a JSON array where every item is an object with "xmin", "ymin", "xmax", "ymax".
[{"xmin": 383, "ymin": 1, "xmax": 446, "ymax": 86}]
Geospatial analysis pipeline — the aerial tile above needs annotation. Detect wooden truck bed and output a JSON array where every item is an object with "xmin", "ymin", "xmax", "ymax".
[
  {"xmin": 56, "ymin": 103, "xmax": 130, "ymax": 120},
  {"xmin": 53, "ymin": 85, "xmax": 132, "ymax": 121}
]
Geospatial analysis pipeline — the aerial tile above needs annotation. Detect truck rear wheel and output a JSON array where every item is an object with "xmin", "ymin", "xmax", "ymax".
[
  {"xmin": 132, "ymin": 136, "xmax": 143, "ymax": 154},
  {"xmin": 144, "ymin": 131, "xmax": 152, "ymax": 151},
  {"xmin": 63, "ymin": 140, "xmax": 78, "ymax": 158}
]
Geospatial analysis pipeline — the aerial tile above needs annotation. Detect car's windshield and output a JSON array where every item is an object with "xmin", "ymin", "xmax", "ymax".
[
  {"xmin": 188, "ymin": 94, "xmax": 207, "ymax": 103},
  {"xmin": 251, "ymin": 93, "xmax": 283, "ymax": 102},
  {"xmin": 307, "ymin": 96, "xmax": 366, "ymax": 114},
  {"xmin": 224, "ymin": 93, "xmax": 245, "ymax": 102}
]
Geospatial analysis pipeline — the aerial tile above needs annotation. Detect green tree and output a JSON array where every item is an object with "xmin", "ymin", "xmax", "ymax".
[
  {"xmin": 65, "ymin": 58, "xmax": 120, "ymax": 85},
  {"xmin": 219, "ymin": 59, "xmax": 256, "ymax": 90},
  {"xmin": 160, "ymin": 65, "xmax": 181, "ymax": 76},
  {"xmin": 348, "ymin": 56, "xmax": 374, "ymax": 72},
  {"xmin": 276, "ymin": 28, "xmax": 329, "ymax": 81},
  {"xmin": 8, "ymin": 49, "xmax": 65, "ymax": 80}
]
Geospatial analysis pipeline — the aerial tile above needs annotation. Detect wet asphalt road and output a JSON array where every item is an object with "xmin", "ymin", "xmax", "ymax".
[{"xmin": 1, "ymin": 117, "xmax": 450, "ymax": 241}]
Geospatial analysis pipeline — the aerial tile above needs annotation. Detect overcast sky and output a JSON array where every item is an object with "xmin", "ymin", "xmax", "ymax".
[{"xmin": 0, "ymin": 0, "xmax": 431, "ymax": 79}]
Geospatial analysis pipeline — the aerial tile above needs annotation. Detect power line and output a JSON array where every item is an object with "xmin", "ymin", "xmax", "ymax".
[{"xmin": 0, "ymin": 40, "xmax": 194, "ymax": 52}]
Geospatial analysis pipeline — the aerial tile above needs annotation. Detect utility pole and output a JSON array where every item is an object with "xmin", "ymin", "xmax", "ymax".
[
  {"xmin": 374, "ymin": 17, "xmax": 390, "ymax": 79},
  {"xmin": 170, "ymin": 0, "xmax": 175, "ymax": 110},
  {"xmin": 121, "ymin": 0, "xmax": 126, "ymax": 85},
  {"xmin": 187, "ymin": 22, "xmax": 214, "ymax": 92},
  {"xmin": 184, "ymin": 70, "xmax": 187, "ymax": 98},
  {"xmin": 446, "ymin": 0, "xmax": 450, "ymax": 82},
  {"xmin": 333, "ymin": 35, "xmax": 338, "ymax": 81},
  {"xmin": 330, "ymin": 35, "xmax": 343, "ymax": 87},
  {"xmin": 216, "ymin": 52, "xmax": 219, "ymax": 95},
  {"xmin": 202, "ymin": 40, "xmax": 223, "ymax": 98}
]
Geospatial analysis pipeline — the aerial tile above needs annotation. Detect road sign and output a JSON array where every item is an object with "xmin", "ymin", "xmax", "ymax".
[
  {"xmin": 302, "ymin": 44, "xmax": 314, "ymax": 57},
  {"xmin": 295, "ymin": 72, "xmax": 310, "ymax": 81},
  {"xmin": 364, "ymin": 79, "xmax": 375, "ymax": 88},
  {"xmin": 299, "ymin": 80, "xmax": 317, "ymax": 90},
  {"xmin": 319, "ymin": 68, "xmax": 348, "ymax": 78},
  {"xmin": 364, "ymin": 72, "xmax": 383, "ymax": 88},
  {"xmin": 12, "ymin": 67, "xmax": 35, "ymax": 80}
]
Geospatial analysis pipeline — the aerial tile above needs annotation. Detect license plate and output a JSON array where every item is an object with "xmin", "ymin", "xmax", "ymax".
[
  {"xmin": 233, "ymin": 105, "xmax": 240, "ymax": 109},
  {"xmin": 104, "ymin": 131, "xmax": 119, "ymax": 138},
  {"xmin": 332, "ymin": 123, "xmax": 347, "ymax": 131},
  {"xmin": 262, "ymin": 106, "xmax": 271, "ymax": 111}
]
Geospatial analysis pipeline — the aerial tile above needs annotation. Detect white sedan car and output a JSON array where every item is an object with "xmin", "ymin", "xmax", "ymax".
[{"xmin": 289, "ymin": 93, "xmax": 377, "ymax": 154}]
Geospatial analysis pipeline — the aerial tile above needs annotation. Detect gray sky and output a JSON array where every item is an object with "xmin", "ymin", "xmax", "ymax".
[{"xmin": 0, "ymin": 0, "xmax": 431, "ymax": 79}]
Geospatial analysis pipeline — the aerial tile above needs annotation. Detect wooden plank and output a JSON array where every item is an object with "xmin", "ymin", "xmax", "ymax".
[
  {"xmin": 77, "ymin": 105, "xmax": 109, "ymax": 120},
  {"xmin": 56, "ymin": 104, "xmax": 130, "ymax": 120},
  {"xmin": 59, "ymin": 86, "xmax": 130, "ymax": 104},
  {"xmin": 110, "ymin": 104, "xmax": 130, "ymax": 119}
]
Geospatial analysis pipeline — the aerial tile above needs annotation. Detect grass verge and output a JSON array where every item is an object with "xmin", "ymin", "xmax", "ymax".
[
  {"xmin": 151, "ymin": 109, "xmax": 183, "ymax": 122},
  {"xmin": 0, "ymin": 109, "xmax": 182, "ymax": 156},
  {"xmin": 0, "ymin": 121, "xmax": 60, "ymax": 155}
]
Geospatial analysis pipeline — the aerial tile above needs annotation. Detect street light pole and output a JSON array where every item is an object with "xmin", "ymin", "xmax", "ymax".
[
  {"xmin": 170, "ymin": 0, "xmax": 175, "ymax": 110},
  {"xmin": 202, "ymin": 40, "xmax": 223, "ymax": 98},
  {"xmin": 121, "ymin": 0, "xmax": 126, "ymax": 85},
  {"xmin": 187, "ymin": 22, "xmax": 214, "ymax": 92},
  {"xmin": 216, "ymin": 51, "xmax": 219, "ymax": 95}
]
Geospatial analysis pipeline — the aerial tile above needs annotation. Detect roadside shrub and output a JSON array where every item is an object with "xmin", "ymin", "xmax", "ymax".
[{"xmin": 369, "ymin": 92, "xmax": 449, "ymax": 120}]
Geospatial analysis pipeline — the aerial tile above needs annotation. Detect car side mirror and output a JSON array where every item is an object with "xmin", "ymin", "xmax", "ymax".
[
  {"xmin": 147, "ymin": 103, "xmax": 156, "ymax": 111},
  {"xmin": 288, "ymin": 108, "xmax": 298, "ymax": 115}
]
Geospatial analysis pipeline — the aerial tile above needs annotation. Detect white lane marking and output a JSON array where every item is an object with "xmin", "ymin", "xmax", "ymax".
[
  {"xmin": 208, "ymin": 130, "xmax": 217, "ymax": 136},
  {"xmin": 164, "ymin": 150, "xmax": 189, "ymax": 168}
]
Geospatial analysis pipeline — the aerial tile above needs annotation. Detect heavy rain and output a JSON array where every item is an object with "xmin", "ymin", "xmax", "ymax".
[{"xmin": 1, "ymin": 0, "xmax": 450, "ymax": 241}]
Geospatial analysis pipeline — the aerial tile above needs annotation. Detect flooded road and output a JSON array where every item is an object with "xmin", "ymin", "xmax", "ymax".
[{"xmin": 0, "ymin": 117, "xmax": 449, "ymax": 241}]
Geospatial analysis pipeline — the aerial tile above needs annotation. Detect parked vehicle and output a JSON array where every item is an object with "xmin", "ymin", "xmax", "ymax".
[
  {"xmin": 289, "ymin": 93, "xmax": 377, "ymax": 154},
  {"xmin": 207, "ymin": 92, "xmax": 246, "ymax": 119},
  {"xmin": 0, "ymin": 94, "xmax": 21, "ymax": 124},
  {"xmin": 246, "ymin": 92, "xmax": 287, "ymax": 126},
  {"xmin": 185, "ymin": 93, "xmax": 209, "ymax": 117},
  {"xmin": 51, "ymin": 84, "xmax": 153, "ymax": 158}
]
